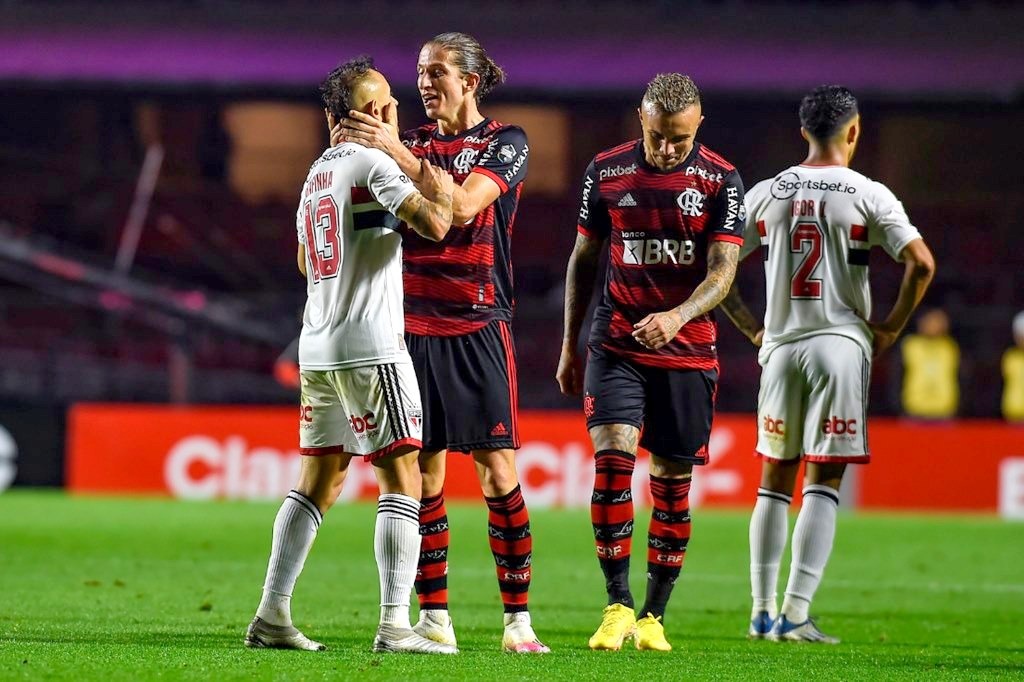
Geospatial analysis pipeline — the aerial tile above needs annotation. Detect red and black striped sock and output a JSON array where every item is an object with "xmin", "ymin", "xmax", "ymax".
[
  {"xmin": 640, "ymin": 475, "xmax": 692, "ymax": 620},
  {"xmin": 592, "ymin": 449, "xmax": 636, "ymax": 608},
  {"xmin": 485, "ymin": 484, "xmax": 532, "ymax": 613},
  {"xmin": 415, "ymin": 492, "xmax": 449, "ymax": 610}
]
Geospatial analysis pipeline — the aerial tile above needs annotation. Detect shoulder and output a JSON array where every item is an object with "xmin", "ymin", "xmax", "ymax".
[
  {"xmin": 594, "ymin": 139, "xmax": 638, "ymax": 166},
  {"xmin": 400, "ymin": 123, "xmax": 437, "ymax": 147},
  {"xmin": 485, "ymin": 120, "xmax": 528, "ymax": 144},
  {"xmin": 695, "ymin": 144, "xmax": 737, "ymax": 173}
]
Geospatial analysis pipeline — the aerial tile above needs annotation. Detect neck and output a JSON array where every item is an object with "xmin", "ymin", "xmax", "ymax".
[
  {"xmin": 437, "ymin": 100, "xmax": 484, "ymax": 136},
  {"xmin": 803, "ymin": 141, "xmax": 849, "ymax": 167}
]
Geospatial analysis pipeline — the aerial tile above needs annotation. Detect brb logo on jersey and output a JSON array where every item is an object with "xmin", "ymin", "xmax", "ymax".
[
  {"xmin": 452, "ymin": 148, "xmax": 479, "ymax": 175},
  {"xmin": 676, "ymin": 188, "xmax": 705, "ymax": 217},
  {"xmin": 622, "ymin": 232, "xmax": 696, "ymax": 266},
  {"xmin": 349, "ymin": 413, "xmax": 378, "ymax": 435}
]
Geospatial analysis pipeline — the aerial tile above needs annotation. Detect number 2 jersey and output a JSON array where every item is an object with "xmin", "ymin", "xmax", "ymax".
[
  {"xmin": 741, "ymin": 164, "xmax": 922, "ymax": 365},
  {"xmin": 400, "ymin": 118, "xmax": 528, "ymax": 336},
  {"xmin": 577, "ymin": 140, "xmax": 745, "ymax": 370},
  {"xmin": 295, "ymin": 143, "xmax": 416, "ymax": 370}
]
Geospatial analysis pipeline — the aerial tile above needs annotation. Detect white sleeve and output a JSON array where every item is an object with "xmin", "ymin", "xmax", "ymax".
[
  {"xmin": 867, "ymin": 181, "xmax": 921, "ymax": 261},
  {"xmin": 366, "ymin": 151, "xmax": 417, "ymax": 215},
  {"xmin": 739, "ymin": 181, "xmax": 764, "ymax": 261},
  {"xmin": 295, "ymin": 196, "xmax": 307, "ymax": 245}
]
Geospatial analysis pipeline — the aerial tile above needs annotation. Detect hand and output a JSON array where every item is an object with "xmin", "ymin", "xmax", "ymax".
[
  {"xmin": 752, "ymin": 328, "xmax": 765, "ymax": 347},
  {"xmin": 337, "ymin": 106, "xmax": 400, "ymax": 155},
  {"xmin": 415, "ymin": 159, "xmax": 454, "ymax": 202},
  {"xmin": 632, "ymin": 311, "xmax": 686, "ymax": 350},
  {"xmin": 556, "ymin": 347, "xmax": 584, "ymax": 396},
  {"xmin": 867, "ymin": 321, "xmax": 901, "ymax": 357}
]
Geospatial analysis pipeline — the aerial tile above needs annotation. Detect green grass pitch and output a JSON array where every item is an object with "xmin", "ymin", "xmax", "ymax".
[{"xmin": 1, "ymin": 491, "xmax": 1022, "ymax": 680}]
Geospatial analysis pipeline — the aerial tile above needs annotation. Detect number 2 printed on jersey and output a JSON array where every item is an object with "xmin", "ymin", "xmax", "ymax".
[{"xmin": 303, "ymin": 196, "xmax": 341, "ymax": 283}]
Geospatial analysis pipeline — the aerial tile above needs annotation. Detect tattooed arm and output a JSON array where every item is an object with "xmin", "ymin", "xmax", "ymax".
[
  {"xmin": 556, "ymin": 232, "xmax": 605, "ymax": 395},
  {"xmin": 395, "ymin": 159, "xmax": 455, "ymax": 242},
  {"xmin": 632, "ymin": 241, "xmax": 741, "ymax": 350},
  {"xmin": 720, "ymin": 279, "xmax": 764, "ymax": 346}
]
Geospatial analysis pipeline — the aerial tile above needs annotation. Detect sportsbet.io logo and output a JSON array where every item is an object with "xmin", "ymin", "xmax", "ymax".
[{"xmin": 771, "ymin": 171, "xmax": 859, "ymax": 200}]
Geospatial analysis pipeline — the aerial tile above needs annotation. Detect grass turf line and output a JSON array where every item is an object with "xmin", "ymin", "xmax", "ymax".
[{"xmin": 0, "ymin": 491, "xmax": 1022, "ymax": 680}]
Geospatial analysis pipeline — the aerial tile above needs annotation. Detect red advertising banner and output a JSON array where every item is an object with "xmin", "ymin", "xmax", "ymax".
[{"xmin": 67, "ymin": 405, "xmax": 1024, "ymax": 515}]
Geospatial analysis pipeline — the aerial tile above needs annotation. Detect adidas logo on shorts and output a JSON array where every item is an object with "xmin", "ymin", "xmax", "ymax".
[
  {"xmin": 490, "ymin": 422, "xmax": 509, "ymax": 437},
  {"xmin": 617, "ymin": 193, "xmax": 637, "ymax": 207}
]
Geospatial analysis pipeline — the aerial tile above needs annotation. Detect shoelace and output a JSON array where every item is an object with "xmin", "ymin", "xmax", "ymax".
[{"xmin": 598, "ymin": 610, "xmax": 633, "ymax": 634}]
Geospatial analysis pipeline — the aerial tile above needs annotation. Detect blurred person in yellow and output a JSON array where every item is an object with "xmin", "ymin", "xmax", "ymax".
[
  {"xmin": 900, "ymin": 308, "xmax": 959, "ymax": 418},
  {"xmin": 1002, "ymin": 312, "xmax": 1024, "ymax": 422}
]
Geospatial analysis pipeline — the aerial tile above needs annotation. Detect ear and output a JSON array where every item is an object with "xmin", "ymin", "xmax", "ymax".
[
  {"xmin": 361, "ymin": 98, "xmax": 379, "ymax": 118},
  {"xmin": 846, "ymin": 120, "xmax": 858, "ymax": 145},
  {"xmin": 462, "ymin": 71, "xmax": 481, "ymax": 95},
  {"xmin": 800, "ymin": 127, "xmax": 810, "ymax": 143},
  {"xmin": 325, "ymin": 108, "xmax": 336, "ymax": 129}
]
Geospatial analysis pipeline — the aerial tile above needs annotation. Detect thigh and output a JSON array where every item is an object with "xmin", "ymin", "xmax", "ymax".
[
  {"xmin": 433, "ymin": 321, "xmax": 519, "ymax": 453},
  {"xmin": 801, "ymin": 336, "xmax": 871, "ymax": 463},
  {"xmin": 640, "ymin": 366, "xmax": 717, "ymax": 464},
  {"xmin": 298, "ymin": 370, "xmax": 353, "ymax": 455},
  {"xmin": 407, "ymin": 332, "xmax": 447, "ymax": 453},
  {"xmin": 583, "ymin": 344, "xmax": 646, "ymax": 433},
  {"xmin": 333, "ymin": 361, "xmax": 424, "ymax": 462},
  {"xmin": 755, "ymin": 345, "xmax": 806, "ymax": 462}
]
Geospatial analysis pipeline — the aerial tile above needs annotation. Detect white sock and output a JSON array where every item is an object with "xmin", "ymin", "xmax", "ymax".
[
  {"xmin": 375, "ymin": 493, "xmax": 421, "ymax": 630},
  {"xmin": 256, "ymin": 490, "xmax": 323, "ymax": 626},
  {"xmin": 782, "ymin": 484, "xmax": 839, "ymax": 624},
  {"xmin": 749, "ymin": 487, "xmax": 791, "ymax": 619}
]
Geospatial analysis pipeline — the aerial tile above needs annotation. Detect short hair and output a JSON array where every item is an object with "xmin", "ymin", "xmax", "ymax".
[
  {"xmin": 799, "ymin": 85, "xmax": 859, "ymax": 140},
  {"xmin": 426, "ymin": 32, "xmax": 505, "ymax": 101},
  {"xmin": 320, "ymin": 55, "xmax": 376, "ymax": 121},
  {"xmin": 642, "ymin": 73, "xmax": 701, "ymax": 114}
]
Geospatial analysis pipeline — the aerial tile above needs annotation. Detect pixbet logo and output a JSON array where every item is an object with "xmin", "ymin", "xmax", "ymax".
[
  {"xmin": 599, "ymin": 163, "xmax": 637, "ymax": 180},
  {"xmin": 685, "ymin": 166, "xmax": 723, "ymax": 183},
  {"xmin": 763, "ymin": 415, "xmax": 785, "ymax": 436},
  {"xmin": 822, "ymin": 417, "xmax": 857, "ymax": 435},
  {"xmin": 349, "ymin": 413, "xmax": 378, "ymax": 434}
]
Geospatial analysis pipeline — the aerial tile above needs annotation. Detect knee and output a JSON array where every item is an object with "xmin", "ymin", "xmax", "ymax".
[
  {"xmin": 649, "ymin": 457, "xmax": 692, "ymax": 480},
  {"xmin": 476, "ymin": 450, "xmax": 519, "ymax": 497},
  {"xmin": 760, "ymin": 459, "xmax": 801, "ymax": 494}
]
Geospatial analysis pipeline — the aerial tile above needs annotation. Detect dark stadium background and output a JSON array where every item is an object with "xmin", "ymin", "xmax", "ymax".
[{"xmin": 0, "ymin": 0, "xmax": 1022, "ymax": 494}]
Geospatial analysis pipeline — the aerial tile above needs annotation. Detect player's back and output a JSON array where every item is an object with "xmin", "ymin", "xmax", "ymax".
[
  {"xmin": 744, "ymin": 164, "xmax": 921, "ymax": 363},
  {"xmin": 296, "ymin": 143, "xmax": 416, "ymax": 370}
]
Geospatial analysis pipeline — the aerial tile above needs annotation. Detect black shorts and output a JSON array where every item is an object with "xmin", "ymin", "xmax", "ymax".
[
  {"xmin": 406, "ymin": 320, "xmax": 520, "ymax": 453},
  {"xmin": 583, "ymin": 344, "xmax": 717, "ymax": 464}
]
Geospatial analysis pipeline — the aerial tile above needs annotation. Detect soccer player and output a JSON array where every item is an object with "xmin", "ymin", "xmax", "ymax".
[
  {"xmin": 245, "ymin": 57, "xmax": 459, "ymax": 655},
  {"xmin": 334, "ymin": 32, "xmax": 545, "ymax": 653},
  {"xmin": 556, "ymin": 74, "xmax": 745, "ymax": 651},
  {"xmin": 720, "ymin": 85, "xmax": 936, "ymax": 643}
]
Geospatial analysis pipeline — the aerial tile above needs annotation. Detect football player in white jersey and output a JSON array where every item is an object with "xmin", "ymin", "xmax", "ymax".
[
  {"xmin": 246, "ymin": 56, "xmax": 459, "ymax": 655},
  {"xmin": 720, "ymin": 86, "xmax": 935, "ymax": 643}
]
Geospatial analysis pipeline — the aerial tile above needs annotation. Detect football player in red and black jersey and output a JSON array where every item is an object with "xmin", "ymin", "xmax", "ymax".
[
  {"xmin": 335, "ymin": 32, "xmax": 546, "ymax": 654},
  {"xmin": 557, "ymin": 74, "xmax": 744, "ymax": 651}
]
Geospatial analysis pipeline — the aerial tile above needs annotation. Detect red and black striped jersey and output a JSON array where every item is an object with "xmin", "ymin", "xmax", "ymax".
[
  {"xmin": 577, "ymin": 140, "xmax": 745, "ymax": 370},
  {"xmin": 399, "ymin": 118, "xmax": 528, "ymax": 336}
]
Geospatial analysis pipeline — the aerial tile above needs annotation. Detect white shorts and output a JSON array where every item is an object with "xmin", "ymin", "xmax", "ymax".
[
  {"xmin": 755, "ymin": 335, "xmax": 870, "ymax": 463},
  {"xmin": 298, "ymin": 362, "xmax": 423, "ymax": 461}
]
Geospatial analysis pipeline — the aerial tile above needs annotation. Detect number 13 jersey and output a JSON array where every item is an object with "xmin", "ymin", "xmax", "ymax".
[
  {"xmin": 295, "ymin": 143, "xmax": 417, "ymax": 370},
  {"xmin": 741, "ymin": 165, "xmax": 922, "ymax": 365}
]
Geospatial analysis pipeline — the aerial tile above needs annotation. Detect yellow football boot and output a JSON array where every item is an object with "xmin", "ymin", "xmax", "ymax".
[
  {"xmin": 588, "ymin": 603, "xmax": 637, "ymax": 650},
  {"xmin": 634, "ymin": 613, "xmax": 672, "ymax": 651}
]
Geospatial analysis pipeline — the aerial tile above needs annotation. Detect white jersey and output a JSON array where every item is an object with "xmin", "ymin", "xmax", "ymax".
[
  {"xmin": 295, "ymin": 143, "xmax": 417, "ymax": 370},
  {"xmin": 741, "ymin": 164, "xmax": 921, "ymax": 365}
]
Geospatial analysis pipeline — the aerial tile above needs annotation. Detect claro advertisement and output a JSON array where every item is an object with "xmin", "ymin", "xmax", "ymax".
[{"xmin": 66, "ymin": 404, "xmax": 1024, "ymax": 516}]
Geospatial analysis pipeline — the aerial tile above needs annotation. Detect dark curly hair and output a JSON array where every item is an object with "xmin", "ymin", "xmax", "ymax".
[
  {"xmin": 799, "ymin": 85, "xmax": 859, "ymax": 140},
  {"xmin": 320, "ymin": 55, "xmax": 376, "ymax": 122}
]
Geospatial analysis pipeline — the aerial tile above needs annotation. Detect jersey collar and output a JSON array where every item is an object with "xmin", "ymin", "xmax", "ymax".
[{"xmin": 433, "ymin": 117, "xmax": 491, "ymax": 142}]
